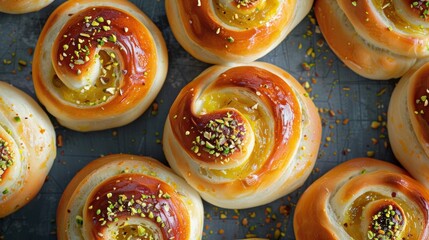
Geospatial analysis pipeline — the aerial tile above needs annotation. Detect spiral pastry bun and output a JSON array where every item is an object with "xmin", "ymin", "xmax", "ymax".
[
  {"xmin": 0, "ymin": 0, "xmax": 53, "ymax": 14},
  {"xmin": 0, "ymin": 82, "xmax": 56, "ymax": 217},
  {"xmin": 294, "ymin": 158, "xmax": 429, "ymax": 239},
  {"xmin": 163, "ymin": 62, "xmax": 321, "ymax": 209},
  {"xmin": 166, "ymin": 0, "xmax": 313, "ymax": 64},
  {"xmin": 57, "ymin": 154, "xmax": 204, "ymax": 239},
  {"xmin": 33, "ymin": 0, "xmax": 168, "ymax": 132},
  {"xmin": 313, "ymin": 0, "xmax": 429, "ymax": 80},
  {"xmin": 388, "ymin": 61, "xmax": 429, "ymax": 189}
]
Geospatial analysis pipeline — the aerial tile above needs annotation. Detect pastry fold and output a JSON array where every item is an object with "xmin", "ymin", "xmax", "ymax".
[
  {"xmin": 57, "ymin": 154, "xmax": 204, "ymax": 239},
  {"xmin": 163, "ymin": 62, "xmax": 321, "ymax": 209},
  {"xmin": 33, "ymin": 0, "xmax": 168, "ymax": 131}
]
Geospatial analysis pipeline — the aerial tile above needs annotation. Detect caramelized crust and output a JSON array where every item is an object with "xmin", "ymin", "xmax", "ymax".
[
  {"xmin": 294, "ymin": 158, "xmax": 429, "ymax": 239},
  {"xmin": 0, "ymin": 82, "xmax": 56, "ymax": 217},
  {"xmin": 388, "ymin": 61, "xmax": 429, "ymax": 188},
  {"xmin": 314, "ymin": 0, "xmax": 429, "ymax": 80},
  {"xmin": 163, "ymin": 62, "xmax": 321, "ymax": 209},
  {"xmin": 166, "ymin": 0, "xmax": 313, "ymax": 64},
  {"xmin": 57, "ymin": 154, "xmax": 204, "ymax": 240},
  {"xmin": 33, "ymin": 0, "xmax": 167, "ymax": 131}
]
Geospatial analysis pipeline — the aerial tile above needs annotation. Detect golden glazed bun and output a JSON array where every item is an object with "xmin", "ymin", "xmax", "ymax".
[
  {"xmin": 388, "ymin": 61, "xmax": 429, "ymax": 189},
  {"xmin": 0, "ymin": 82, "xmax": 56, "ymax": 217},
  {"xmin": 163, "ymin": 62, "xmax": 321, "ymax": 209},
  {"xmin": 57, "ymin": 154, "xmax": 204, "ymax": 239},
  {"xmin": 294, "ymin": 158, "xmax": 429, "ymax": 239},
  {"xmin": 33, "ymin": 0, "xmax": 168, "ymax": 131},
  {"xmin": 166, "ymin": 0, "xmax": 313, "ymax": 64},
  {"xmin": 0, "ymin": 0, "xmax": 53, "ymax": 14},
  {"xmin": 314, "ymin": 0, "xmax": 429, "ymax": 80}
]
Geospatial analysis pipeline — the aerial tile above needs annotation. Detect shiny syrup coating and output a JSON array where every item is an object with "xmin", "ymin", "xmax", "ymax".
[
  {"xmin": 86, "ymin": 174, "xmax": 189, "ymax": 239},
  {"xmin": 54, "ymin": 7, "xmax": 149, "ymax": 81},
  {"xmin": 407, "ymin": 0, "xmax": 429, "ymax": 19},
  {"xmin": 233, "ymin": 0, "xmax": 259, "ymax": 7},
  {"xmin": 411, "ymin": 69, "xmax": 429, "ymax": 147},
  {"xmin": 169, "ymin": 66, "xmax": 301, "ymax": 176},
  {"xmin": 367, "ymin": 203, "xmax": 404, "ymax": 239},
  {"xmin": 177, "ymin": 0, "xmax": 291, "ymax": 55},
  {"xmin": 49, "ymin": 6, "xmax": 156, "ymax": 114}
]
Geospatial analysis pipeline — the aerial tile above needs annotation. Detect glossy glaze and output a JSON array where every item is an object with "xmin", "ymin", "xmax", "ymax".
[
  {"xmin": 169, "ymin": 66, "xmax": 301, "ymax": 181},
  {"xmin": 163, "ymin": 62, "xmax": 321, "ymax": 209},
  {"xmin": 56, "ymin": 154, "xmax": 203, "ymax": 239},
  {"xmin": 0, "ymin": 82, "xmax": 56, "ymax": 217},
  {"xmin": 33, "ymin": 0, "xmax": 167, "ymax": 131},
  {"xmin": 294, "ymin": 158, "xmax": 429, "ymax": 240},
  {"xmin": 178, "ymin": 0, "xmax": 289, "ymax": 55},
  {"xmin": 86, "ymin": 174, "xmax": 188, "ymax": 239},
  {"xmin": 410, "ymin": 69, "xmax": 429, "ymax": 146},
  {"xmin": 51, "ymin": 6, "xmax": 155, "ymax": 106}
]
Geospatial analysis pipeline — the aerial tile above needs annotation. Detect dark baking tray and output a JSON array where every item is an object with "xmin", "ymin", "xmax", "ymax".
[{"xmin": 0, "ymin": 1, "xmax": 398, "ymax": 239}]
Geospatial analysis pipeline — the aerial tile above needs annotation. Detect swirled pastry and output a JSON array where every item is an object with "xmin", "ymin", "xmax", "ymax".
[
  {"xmin": 0, "ymin": 82, "xmax": 56, "ymax": 217},
  {"xmin": 163, "ymin": 62, "xmax": 322, "ymax": 209},
  {"xmin": 294, "ymin": 158, "xmax": 429, "ymax": 239},
  {"xmin": 33, "ymin": 0, "xmax": 168, "ymax": 131},
  {"xmin": 57, "ymin": 154, "xmax": 204, "ymax": 239},
  {"xmin": 388, "ymin": 61, "xmax": 429, "ymax": 189},
  {"xmin": 166, "ymin": 0, "xmax": 313, "ymax": 64},
  {"xmin": 314, "ymin": 0, "xmax": 429, "ymax": 80},
  {"xmin": 0, "ymin": 0, "xmax": 53, "ymax": 14}
]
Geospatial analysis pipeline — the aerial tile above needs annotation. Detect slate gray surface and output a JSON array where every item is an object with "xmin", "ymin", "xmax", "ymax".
[{"xmin": 0, "ymin": 1, "xmax": 398, "ymax": 239}]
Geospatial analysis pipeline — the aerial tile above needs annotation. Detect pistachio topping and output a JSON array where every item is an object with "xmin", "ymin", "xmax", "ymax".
[
  {"xmin": 54, "ymin": 47, "xmax": 121, "ymax": 106},
  {"xmin": 137, "ymin": 225, "xmax": 146, "ymax": 236},
  {"xmin": 76, "ymin": 215, "xmax": 83, "ymax": 225},
  {"xmin": 214, "ymin": 0, "xmax": 278, "ymax": 28},
  {"xmin": 414, "ymin": 88, "xmax": 429, "ymax": 115},
  {"xmin": 59, "ymin": 10, "xmax": 123, "ymax": 75},
  {"xmin": 0, "ymin": 138, "xmax": 13, "ymax": 180},
  {"xmin": 411, "ymin": 1, "xmax": 429, "ymax": 19},
  {"xmin": 190, "ymin": 112, "xmax": 245, "ymax": 158},
  {"xmin": 89, "ymin": 184, "xmax": 173, "ymax": 235},
  {"xmin": 235, "ymin": 0, "xmax": 257, "ymax": 7},
  {"xmin": 367, "ymin": 205, "xmax": 404, "ymax": 240}
]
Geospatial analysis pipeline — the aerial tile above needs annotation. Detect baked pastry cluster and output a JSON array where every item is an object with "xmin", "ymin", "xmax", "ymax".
[
  {"xmin": 166, "ymin": 0, "xmax": 314, "ymax": 64},
  {"xmin": 314, "ymin": 0, "xmax": 429, "ymax": 80},
  {"xmin": 0, "ymin": 0, "xmax": 53, "ymax": 14},
  {"xmin": 33, "ymin": 0, "xmax": 168, "ymax": 131},
  {"xmin": 0, "ymin": 82, "xmax": 56, "ymax": 217},
  {"xmin": 294, "ymin": 158, "xmax": 429, "ymax": 239},
  {"xmin": 388, "ymin": 61, "xmax": 429, "ymax": 189},
  {"xmin": 57, "ymin": 154, "xmax": 204, "ymax": 239},
  {"xmin": 163, "ymin": 62, "xmax": 321, "ymax": 209}
]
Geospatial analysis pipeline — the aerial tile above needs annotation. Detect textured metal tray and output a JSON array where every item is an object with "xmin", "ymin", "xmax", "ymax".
[{"xmin": 0, "ymin": 1, "xmax": 398, "ymax": 239}]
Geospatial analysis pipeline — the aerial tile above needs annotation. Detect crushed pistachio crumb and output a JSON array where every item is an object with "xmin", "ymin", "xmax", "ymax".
[
  {"xmin": 415, "ymin": 89, "xmax": 429, "ymax": 115},
  {"xmin": 89, "ymin": 183, "xmax": 174, "ymax": 237},
  {"xmin": 190, "ymin": 112, "xmax": 245, "ymax": 157},
  {"xmin": 235, "ymin": 0, "xmax": 256, "ymax": 7},
  {"xmin": 411, "ymin": 1, "xmax": 429, "ymax": 19},
  {"xmin": 367, "ymin": 205, "xmax": 403, "ymax": 239},
  {"xmin": 76, "ymin": 215, "xmax": 83, "ymax": 225},
  {"xmin": 0, "ymin": 139, "xmax": 13, "ymax": 180}
]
